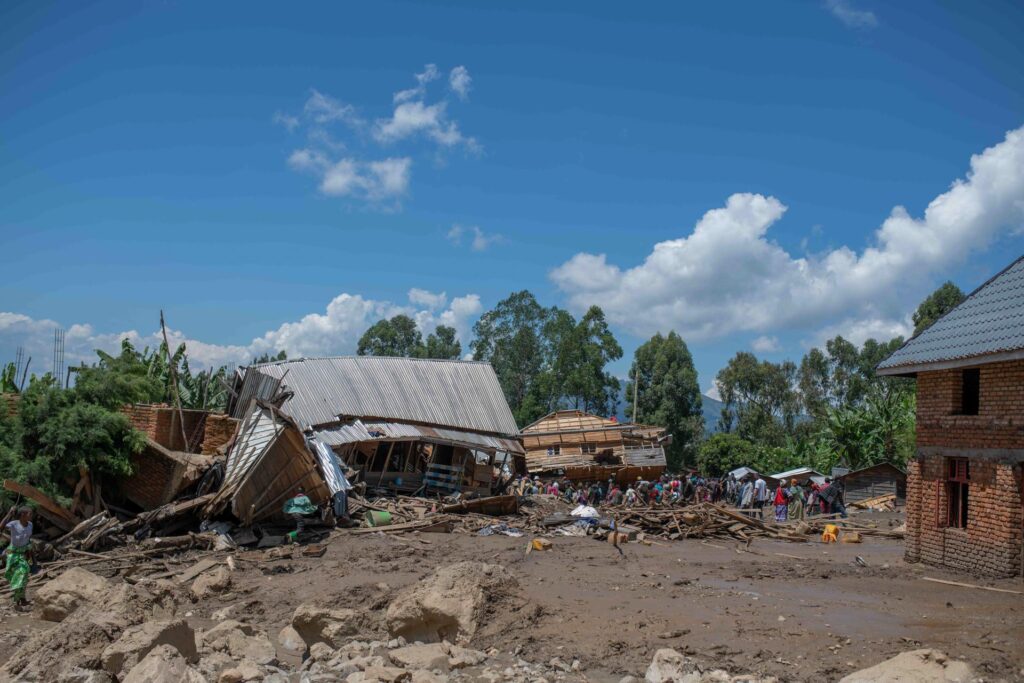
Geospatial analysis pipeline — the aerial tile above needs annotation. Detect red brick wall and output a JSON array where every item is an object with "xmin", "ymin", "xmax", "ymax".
[
  {"xmin": 916, "ymin": 360, "xmax": 1024, "ymax": 449},
  {"xmin": 201, "ymin": 413, "xmax": 239, "ymax": 455},
  {"xmin": 904, "ymin": 359, "xmax": 1024, "ymax": 576},
  {"xmin": 905, "ymin": 453, "xmax": 1022, "ymax": 576}
]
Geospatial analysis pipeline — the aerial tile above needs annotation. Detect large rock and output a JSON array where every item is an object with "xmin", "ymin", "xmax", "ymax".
[
  {"xmin": 121, "ymin": 644, "xmax": 207, "ymax": 683},
  {"xmin": 56, "ymin": 669, "xmax": 114, "ymax": 683},
  {"xmin": 1, "ymin": 581, "xmax": 156, "ymax": 680},
  {"xmin": 645, "ymin": 649, "xmax": 696, "ymax": 683},
  {"xmin": 192, "ymin": 566, "xmax": 232, "ymax": 600},
  {"xmin": 36, "ymin": 567, "xmax": 110, "ymax": 622},
  {"xmin": 388, "ymin": 643, "xmax": 449, "ymax": 671},
  {"xmin": 278, "ymin": 624, "xmax": 307, "ymax": 657},
  {"xmin": 386, "ymin": 562, "xmax": 515, "ymax": 643},
  {"xmin": 201, "ymin": 619, "xmax": 278, "ymax": 666},
  {"xmin": 838, "ymin": 649, "xmax": 976, "ymax": 683},
  {"xmin": 217, "ymin": 660, "xmax": 266, "ymax": 683},
  {"xmin": 292, "ymin": 603, "xmax": 363, "ymax": 648},
  {"xmin": 102, "ymin": 618, "xmax": 197, "ymax": 676}
]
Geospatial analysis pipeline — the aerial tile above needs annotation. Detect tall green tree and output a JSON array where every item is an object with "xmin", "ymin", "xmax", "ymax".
[
  {"xmin": 422, "ymin": 325, "xmax": 462, "ymax": 360},
  {"xmin": 471, "ymin": 291, "xmax": 552, "ymax": 426},
  {"xmin": 912, "ymin": 281, "xmax": 965, "ymax": 335},
  {"xmin": 551, "ymin": 306, "xmax": 623, "ymax": 415},
  {"xmin": 626, "ymin": 331, "xmax": 704, "ymax": 469},
  {"xmin": 357, "ymin": 315, "xmax": 424, "ymax": 357},
  {"xmin": 696, "ymin": 432, "xmax": 757, "ymax": 477},
  {"xmin": 252, "ymin": 350, "xmax": 287, "ymax": 364},
  {"xmin": 715, "ymin": 352, "xmax": 799, "ymax": 446}
]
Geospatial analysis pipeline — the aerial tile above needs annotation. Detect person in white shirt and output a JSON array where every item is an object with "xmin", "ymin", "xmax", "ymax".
[{"xmin": 752, "ymin": 476, "xmax": 768, "ymax": 520}]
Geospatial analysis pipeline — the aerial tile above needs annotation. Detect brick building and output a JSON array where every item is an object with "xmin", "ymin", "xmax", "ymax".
[{"xmin": 878, "ymin": 255, "xmax": 1024, "ymax": 577}]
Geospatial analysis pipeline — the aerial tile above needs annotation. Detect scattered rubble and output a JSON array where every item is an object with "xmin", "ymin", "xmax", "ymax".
[{"xmin": 838, "ymin": 649, "xmax": 977, "ymax": 683}]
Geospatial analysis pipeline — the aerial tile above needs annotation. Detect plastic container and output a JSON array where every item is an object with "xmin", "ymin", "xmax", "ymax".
[{"xmin": 365, "ymin": 510, "xmax": 393, "ymax": 527}]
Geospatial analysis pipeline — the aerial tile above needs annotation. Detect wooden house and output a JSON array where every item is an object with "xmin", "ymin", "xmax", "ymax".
[
  {"xmin": 838, "ymin": 462, "xmax": 906, "ymax": 505},
  {"xmin": 521, "ymin": 409, "xmax": 669, "ymax": 482}
]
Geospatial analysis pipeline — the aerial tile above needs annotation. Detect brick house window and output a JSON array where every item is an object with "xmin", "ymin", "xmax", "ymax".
[
  {"xmin": 959, "ymin": 368, "xmax": 980, "ymax": 415},
  {"xmin": 946, "ymin": 457, "xmax": 969, "ymax": 529},
  {"xmin": 547, "ymin": 445, "xmax": 560, "ymax": 456}
]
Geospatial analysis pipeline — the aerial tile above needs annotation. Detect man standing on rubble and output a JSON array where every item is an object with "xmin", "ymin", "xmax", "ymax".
[
  {"xmin": 753, "ymin": 475, "xmax": 768, "ymax": 520},
  {"xmin": 283, "ymin": 487, "xmax": 317, "ymax": 541},
  {"xmin": 4, "ymin": 506, "xmax": 34, "ymax": 610}
]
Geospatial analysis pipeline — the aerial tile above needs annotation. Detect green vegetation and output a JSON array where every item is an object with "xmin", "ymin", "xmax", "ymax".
[
  {"xmin": 912, "ymin": 281, "xmax": 965, "ymax": 335},
  {"xmin": 357, "ymin": 315, "xmax": 462, "ymax": 360},
  {"xmin": 625, "ymin": 332, "xmax": 704, "ymax": 470},
  {"xmin": 0, "ymin": 338, "xmax": 234, "ymax": 509},
  {"xmin": 469, "ymin": 292, "xmax": 622, "ymax": 426}
]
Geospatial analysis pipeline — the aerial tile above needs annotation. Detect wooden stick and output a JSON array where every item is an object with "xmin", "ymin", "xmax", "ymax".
[{"xmin": 921, "ymin": 576, "xmax": 1024, "ymax": 595}]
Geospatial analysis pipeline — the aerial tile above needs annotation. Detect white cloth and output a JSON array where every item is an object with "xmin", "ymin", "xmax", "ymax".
[
  {"xmin": 6, "ymin": 520, "xmax": 32, "ymax": 548},
  {"xmin": 570, "ymin": 505, "xmax": 599, "ymax": 518},
  {"xmin": 753, "ymin": 478, "xmax": 768, "ymax": 502}
]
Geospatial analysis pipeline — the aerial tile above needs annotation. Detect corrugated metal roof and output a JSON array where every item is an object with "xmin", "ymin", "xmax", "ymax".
[
  {"xmin": 878, "ymin": 255, "xmax": 1024, "ymax": 372},
  {"xmin": 314, "ymin": 419, "xmax": 524, "ymax": 454},
  {"xmin": 222, "ymin": 404, "xmax": 286, "ymax": 491},
  {"xmin": 770, "ymin": 467, "xmax": 823, "ymax": 480},
  {"xmin": 230, "ymin": 356, "xmax": 520, "ymax": 436}
]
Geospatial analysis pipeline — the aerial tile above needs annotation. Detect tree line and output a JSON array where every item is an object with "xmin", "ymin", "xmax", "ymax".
[{"xmin": 0, "ymin": 279, "xmax": 964, "ymax": 509}]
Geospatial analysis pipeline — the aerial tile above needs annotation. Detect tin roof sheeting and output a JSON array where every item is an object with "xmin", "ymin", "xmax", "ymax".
[
  {"xmin": 314, "ymin": 419, "xmax": 524, "ymax": 454},
  {"xmin": 232, "ymin": 356, "xmax": 520, "ymax": 436},
  {"xmin": 878, "ymin": 255, "xmax": 1024, "ymax": 371}
]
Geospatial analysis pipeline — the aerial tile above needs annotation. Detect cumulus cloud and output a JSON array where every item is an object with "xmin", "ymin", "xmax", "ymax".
[
  {"xmin": 289, "ymin": 151, "xmax": 411, "ymax": 202},
  {"xmin": 552, "ymin": 125, "xmax": 1024, "ymax": 344},
  {"xmin": 278, "ymin": 66, "xmax": 477, "ymax": 207},
  {"xmin": 1, "ymin": 290, "xmax": 484, "ymax": 376},
  {"xmin": 825, "ymin": 0, "xmax": 878, "ymax": 28},
  {"xmin": 447, "ymin": 224, "xmax": 503, "ymax": 251},
  {"xmin": 394, "ymin": 64, "xmax": 441, "ymax": 104},
  {"xmin": 408, "ymin": 288, "xmax": 448, "ymax": 310},
  {"xmin": 449, "ymin": 66, "xmax": 471, "ymax": 101},
  {"xmin": 751, "ymin": 335, "xmax": 781, "ymax": 353}
]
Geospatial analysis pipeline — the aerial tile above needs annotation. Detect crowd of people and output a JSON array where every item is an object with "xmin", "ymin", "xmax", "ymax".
[{"xmin": 511, "ymin": 471, "xmax": 848, "ymax": 521}]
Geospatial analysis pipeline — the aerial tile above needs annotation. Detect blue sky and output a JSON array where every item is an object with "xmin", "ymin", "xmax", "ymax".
[{"xmin": 2, "ymin": 0, "xmax": 1023, "ymax": 399}]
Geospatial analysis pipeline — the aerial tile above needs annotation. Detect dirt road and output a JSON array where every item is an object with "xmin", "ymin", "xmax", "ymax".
[{"xmin": 2, "ymin": 512, "xmax": 1022, "ymax": 681}]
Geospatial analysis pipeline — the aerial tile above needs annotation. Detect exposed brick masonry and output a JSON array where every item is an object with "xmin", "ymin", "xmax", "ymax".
[{"xmin": 904, "ymin": 359, "xmax": 1024, "ymax": 577}]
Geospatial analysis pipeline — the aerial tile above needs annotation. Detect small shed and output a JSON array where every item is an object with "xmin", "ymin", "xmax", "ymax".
[{"xmin": 838, "ymin": 462, "xmax": 906, "ymax": 504}]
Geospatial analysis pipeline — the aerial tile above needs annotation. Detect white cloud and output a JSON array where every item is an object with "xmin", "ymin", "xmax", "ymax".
[
  {"xmin": 704, "ymin": 385, "xmax": 722, "ymax": 402},
  {"xmin": 374, "ymin": 101, "xmax": 476, "ymax": 149},
  {"xmin": 447, "ymin": 224, "xmax": 503, "ymax": 251},
  {"xmin": 751, "ymin": 335, "xmax": 781, "ymax": 353},
  {"xmin": 303, "ymin": 89, "xmax": 362, "ymax": 127},
  {"xmin": 279, "ymin": 66, "xmax": 477, "ymax": 207},
  {"xmin": 290, "ymin": 153, "xmax": 411, "ymax": 202},
  {"xmin": 272, "ymin": 112, "xmax": 300, "ymax": 132},
  {"xmin": 408, "ymin": 288, "xmax": 447, "ymax": 310},
  {"xmin": 1, "ymin": 291, "xmax": 483, "ymax": 375},
  {"xmin": 449, "ymin": 66, "xmax": 471, "ymax": 101},
  {"xmin": 394, "ymin": 64, "xmax": 441, "ymax": 104},
  {"xmin": 825, "ymin": 0, "xmax": 878, "ymax": 29},
  {"xmin": 552, "ymin": 125, "xmax": 1024, "ymax": 344}
]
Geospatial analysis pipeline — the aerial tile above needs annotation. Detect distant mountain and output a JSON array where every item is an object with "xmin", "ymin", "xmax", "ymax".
[
  {"xmin": 700, "ymin": 395, "xmax": 725, "ymax": 434},
  {"xmin": 612, "ymin": 387, "xmax": 724, "ymax": 435}
]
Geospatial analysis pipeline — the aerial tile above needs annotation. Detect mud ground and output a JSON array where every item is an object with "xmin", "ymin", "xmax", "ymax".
[{"xmin": 2, "ymin": 511, "xmax": 1022, "ymax": 682}]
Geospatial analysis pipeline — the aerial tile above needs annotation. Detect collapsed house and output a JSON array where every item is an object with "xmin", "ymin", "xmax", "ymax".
[
  {"xmin": 207, "ymin": 356, "xmax": 525, "ymax": 524},
  {"xmin": 769, "ymin": 467, "xmax": 825, "ymax": 486},
  {"xmin": 877, "ymin": 254, "xmax": 1024, "ymax": 577},
  {"xmin": 521, "ymin": 409, "xmax": 670, "ymax": 482}
]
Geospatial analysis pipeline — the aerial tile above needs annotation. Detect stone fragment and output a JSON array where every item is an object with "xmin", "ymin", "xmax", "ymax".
[
  {"xmin": 36, "ymin": 567, "xmax": 109, "ymax": 622},
  {"xmin": 389, "ymin": 643, "xmax": 450, "ymax": 671},
  {"xmin": 192, "ymin": 566, "xmax": 233, "ymax": 600},
  {"xmin": 121, "ymin": 644, "xmax": 206, "ymax": 683},
  {"xmin": 838, "ymin": 649, "xmax": 975, "ymax": 683},
  {"xmin": 102, "ymin": 618, "xmax": 197, "ymax": 676},
  {"xmin": 292, "ymin": 603, "xmax": 363, "ymax": 648}
]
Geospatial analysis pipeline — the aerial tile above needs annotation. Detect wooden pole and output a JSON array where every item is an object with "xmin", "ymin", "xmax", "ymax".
[
  {"xmin": 633, "ymin": 362, "xmax": 639, "ymax": 423},
  {"xmin": 160, "ymin": 310, "xmax": 190, "ymax": 451}
]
